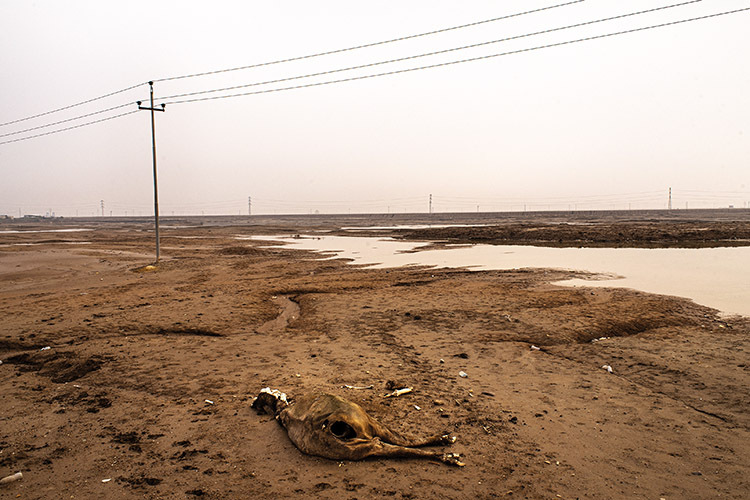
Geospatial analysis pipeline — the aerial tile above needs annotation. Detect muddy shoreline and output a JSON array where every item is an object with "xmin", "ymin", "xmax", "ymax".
[{"xmin": 1, "ymin": 214, "xmax": 748, "ymax": 499}]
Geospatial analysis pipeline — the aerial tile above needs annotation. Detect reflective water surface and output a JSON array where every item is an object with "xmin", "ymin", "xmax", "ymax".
[{"xmin": 249, "ymin": 235, "xmax": 750, "ymax": 317}]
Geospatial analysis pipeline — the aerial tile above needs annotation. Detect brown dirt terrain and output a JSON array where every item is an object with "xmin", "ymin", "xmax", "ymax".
[{"xmin": 1, "ymin": 213, "xmax": 748, "ymax": 499}]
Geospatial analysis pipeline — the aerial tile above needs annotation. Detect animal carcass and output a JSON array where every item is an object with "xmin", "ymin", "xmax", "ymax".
[{"xmin": 252, "ymin": 388, "xmax": 464, "ymax": 466}]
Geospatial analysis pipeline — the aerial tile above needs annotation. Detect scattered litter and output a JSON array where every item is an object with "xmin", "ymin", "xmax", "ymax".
[
  {"xmin": 204, "ymin": 399, "xmax": 214, "ymax": 405},
  {"xmin": 602, "ymin": 365, "xmax": 613, "ymax": 374},
  {"xmin": 73, "ymin": 384, "xmax": 81, "ymax": 388},
  {"xmin": 439, "ymin": 359, "xmax": 445, "ymax": 364},
  {"xmin": 0, "ymin": 472, "xmax": 23, "ymax": 485},
  {"xmin": 414, "ymin": 405, "xmax": 421, "ymax": 411},
  {"xmin": 458, "ymin": 371, "xmax": 468, "ymax": 378},
  {"xmin": 342, "ymin": 385, "xmax": 374, "ymax": 390},
  {"xmin": 383, "ymin": 387, "xmax": 413, "ymax": 398},
  {"xmin": 294, "ymin": 373, "xmax": 301, "ymax": 378},
  {"xmin": 40, "ymin": 346, "xmax": 51, "ymax": 351},
  {"xmin": 530, "ymin": 345, "xmax": 540, "ymax": 351},
  {"xmin": 591, "ymin": 337, "xmax": 609, "ymax": 343},
  {"xmin": 433, "ymin": 399, "xmax": 446, "ymax": 406},
  {"xmin": 102, "ymin": 478, "xmax": 112, "ymax": 483}
]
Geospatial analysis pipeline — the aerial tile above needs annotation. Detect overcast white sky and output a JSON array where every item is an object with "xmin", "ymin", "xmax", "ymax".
[{"xmin": 1, "ymin": 0, "xmax": 748, "ymax": 216}]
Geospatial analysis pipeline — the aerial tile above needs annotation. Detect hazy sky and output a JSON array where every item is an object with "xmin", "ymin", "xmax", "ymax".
[{"xmin": 1, "ymin": 0, "xmax": 748, "ymax": 216}]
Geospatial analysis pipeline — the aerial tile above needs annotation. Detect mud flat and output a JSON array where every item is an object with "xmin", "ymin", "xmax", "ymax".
[{"xmin": 0, "ymin": 213, "xmax": 748, "ymax": 499}]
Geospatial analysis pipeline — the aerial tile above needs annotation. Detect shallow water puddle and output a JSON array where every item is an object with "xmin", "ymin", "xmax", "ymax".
[{"xmin": 248, "ymin": 235, "xmax": 750, "ymax": 317}]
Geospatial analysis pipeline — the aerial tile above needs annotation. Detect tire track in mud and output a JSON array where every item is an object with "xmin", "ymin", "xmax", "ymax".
[{"xmin": 541, "ymin": 346, "xmax": 738, "ymax": 427}]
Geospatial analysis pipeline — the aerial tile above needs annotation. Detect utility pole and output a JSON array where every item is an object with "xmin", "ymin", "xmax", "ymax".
[
  {"xmin": 248, "ymin": 196, "xmax": 252, "ymax": 216},
  {"xmin": 137, "ymin": 81, "xmax": 166, "ymax": 262},
  {"xmin": 668, "ymin": 187, "xmax": 672, "ymax": 210},
  {"xmin": 429, "ymin": 194, "xmax": 432, "ymax": 214},
  {"xmin": 100, "ymin": 200, "xmax": 104, "ymax": 216}
]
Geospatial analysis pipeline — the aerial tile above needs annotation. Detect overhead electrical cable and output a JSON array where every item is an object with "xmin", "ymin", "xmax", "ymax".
[
  {"xmin": 154, "ymin": 0, "xmax": 586, "ymax": 83},
  {"xmin": 0, "ymin": 103, "xmax": 133, "ymax": 139},
  {"xmin": 0, "ymin": 110, "xmax": 139, "ymax": 146},
  {"xmin": 0, "ymin": 82, "xmax": 145, "ymax": 128},
  {"xmin": 160, "ymin": 7, "xmax": 748, "ymax": 107},
  {"xmin": 156, "ymin": 0, "xmax": 703, "ymax": 102},
  {"xmin": 0, "ymin": 1, "xmax": 582, "ymax": 134}
]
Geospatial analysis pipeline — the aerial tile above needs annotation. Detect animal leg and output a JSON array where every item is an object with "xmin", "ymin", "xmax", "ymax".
[
  {"xmin": 368, "ymin": 417, "xmax": 455, "ymax": 448},
  {"xmin": 358, "ymin": 439, "xmax": 465, "ymax": 467}
]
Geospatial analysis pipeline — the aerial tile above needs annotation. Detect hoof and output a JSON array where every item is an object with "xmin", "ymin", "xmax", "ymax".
[
  {"xmin": 440, "ymin": 434, "xmax": 457, "ymax": 445},
  {"xmin": 442, "ymin": 452, "xmax": 465, "ymax": 467}
]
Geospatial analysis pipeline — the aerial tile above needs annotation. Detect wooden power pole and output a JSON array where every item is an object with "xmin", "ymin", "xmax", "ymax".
[{"xmin": 137, "ymin": 82, "xmax": 166, "ymax": 262}]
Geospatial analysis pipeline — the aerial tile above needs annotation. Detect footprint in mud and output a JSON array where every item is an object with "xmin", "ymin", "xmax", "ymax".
[
  {"xmin": 51, "ymin": 390, "xmax": 111, "ymax": 413},
  {"xmin": 119, "ymin": 476, "xmax": 162, "ymax": 487}
]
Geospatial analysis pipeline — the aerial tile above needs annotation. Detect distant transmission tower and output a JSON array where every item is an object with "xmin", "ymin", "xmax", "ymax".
[
  {"xmin": 668, "ymin": 187, "xmax": 672, "ymax": 210},
  {"xmin": 429, "ymin": 194, "xmax": 433, "ymax": 214},
  {"xmin": 100, "ymin": 200, "xmax": 104, "ymax": 216},
  {"xmin": 248, "ymin": 196, "xmax": 252, "ymax": 216}
]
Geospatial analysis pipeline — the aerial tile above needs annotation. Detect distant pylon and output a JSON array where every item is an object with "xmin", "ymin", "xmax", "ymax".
[{"xmin": 668, "ymin": 187, "xmax": 672, "ymax": 210}]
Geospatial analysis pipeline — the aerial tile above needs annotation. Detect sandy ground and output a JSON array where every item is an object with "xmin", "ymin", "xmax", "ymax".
[{"xmin": 0, "ymin": 214, "xmax": 748, "ymax": 499}]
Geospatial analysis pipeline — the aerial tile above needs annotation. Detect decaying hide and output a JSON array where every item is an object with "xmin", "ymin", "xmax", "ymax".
[{"xmin": 252, "ymin": 388, "xmax": 464, "ymax": 466}]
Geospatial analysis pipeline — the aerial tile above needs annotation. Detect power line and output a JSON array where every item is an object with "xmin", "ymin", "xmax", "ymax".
[
  {"xmin": 4, "ymin": 4, "xmax": 745, "ymax": 147},
  {"xmin": 0, "ymin": 102, "xmax": 133, "ymax": 139},
  {"xmin": 0, "ymin": 2, "xmax": 582, "ymax": 136},
  {"xmin": 0, "ymin": 82, "xmax": 144, "ymax": 128},
  {"xmin": 154, "ymin": 0, "xmax": 585, "ymax": 83},
  {"xmin": 161, "ymin": 7, "xmax": 749, "ymax": 107},
  {"xmin": 0, "ymin": 110, "xmax": 139, "ymax": 146},
  {"xmin": 156, "ymin": 0, "xmax": 703, "ymax": 103}
]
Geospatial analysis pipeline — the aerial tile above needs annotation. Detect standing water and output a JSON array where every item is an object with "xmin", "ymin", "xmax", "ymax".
[{"xmin": 246, "ymin": 235, "xmax": 750, "ymax": 317}]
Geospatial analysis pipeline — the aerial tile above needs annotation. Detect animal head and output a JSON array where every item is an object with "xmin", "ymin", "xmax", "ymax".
[{"xmin": 251, "ymin": 387, "xmax": 289, "ymax": 416}]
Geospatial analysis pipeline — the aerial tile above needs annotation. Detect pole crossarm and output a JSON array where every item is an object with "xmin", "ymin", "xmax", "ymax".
[{"xmin": 137, "ymin": 102, "xmax": 166, "ymax": 112}]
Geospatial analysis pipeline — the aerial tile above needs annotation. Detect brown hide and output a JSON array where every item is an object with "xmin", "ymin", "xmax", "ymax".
[{"xmin": 256, "ymin": 391, "xmax": 463, "ymax": 466}]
